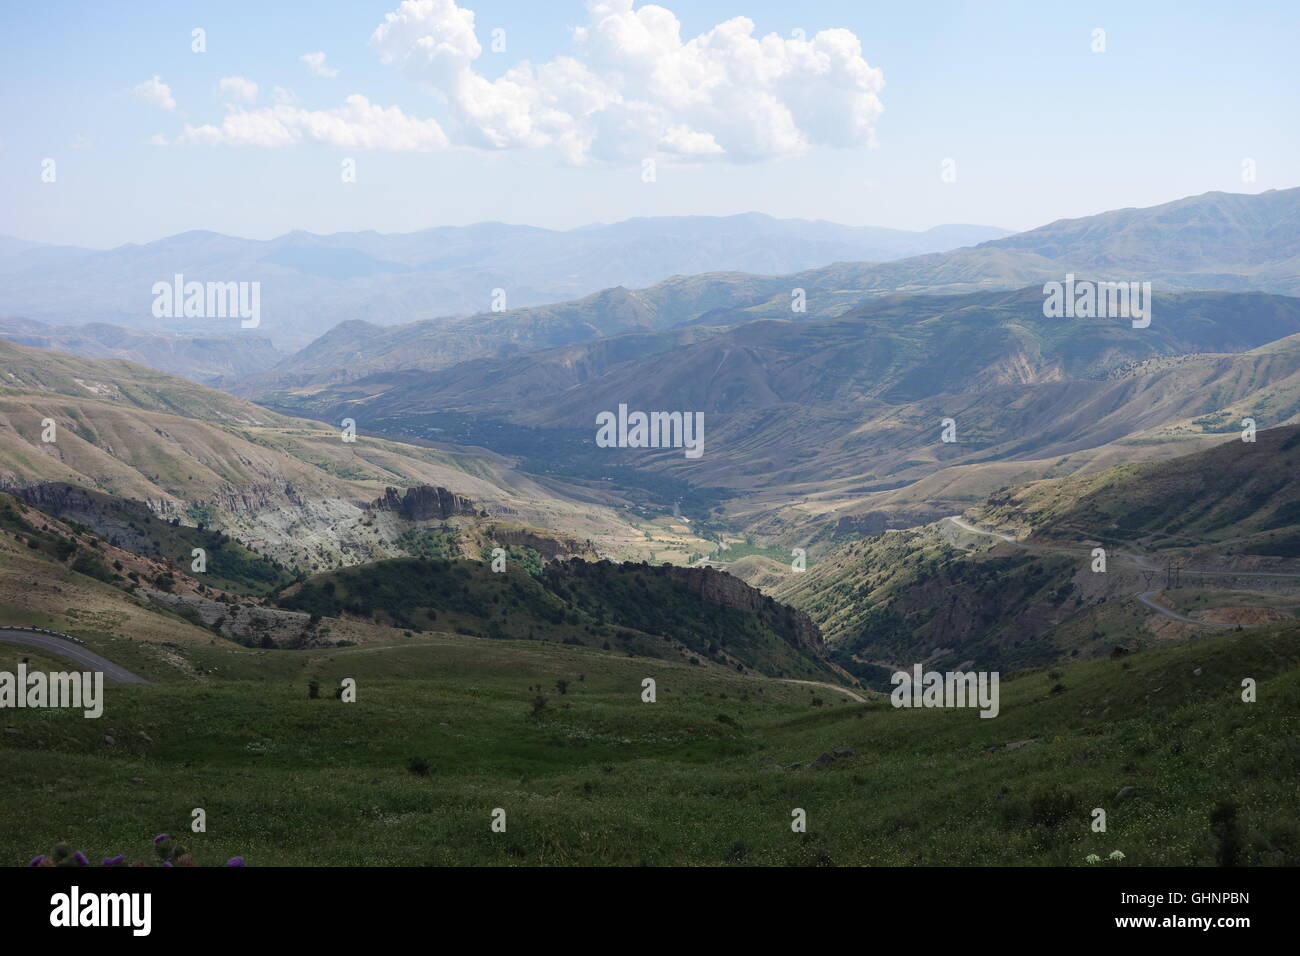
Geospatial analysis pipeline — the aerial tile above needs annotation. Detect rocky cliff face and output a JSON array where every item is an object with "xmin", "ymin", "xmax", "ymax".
[
  {"xmin": 10, "ymin": 482, "xmax": 143, "ymax": 521},
  {"xmin": 661, "ymin": 564, "xmax": 827, "ymax": 659},
  {"xmin": 490, "ymin": 526, "xmax": 598, "ymax": 560},
  {"xmin": 370, "ymin": 486, "xmax": 481, "ymax": 521},
  {"xmin": 138, "ymin": 588, "xmax": 332, "ymax": 648},
  {"xmin": 9, "ymin": 482, "xmax": 162, "ymax": 555}
]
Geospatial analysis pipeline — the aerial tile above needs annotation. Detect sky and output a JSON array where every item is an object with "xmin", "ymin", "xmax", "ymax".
[{"xmin": 2, "ymin": 0, "xmax": 1298, "ymax": 248}]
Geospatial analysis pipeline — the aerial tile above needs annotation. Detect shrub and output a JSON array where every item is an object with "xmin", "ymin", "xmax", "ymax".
[
  {"xmin": 406, "ymin": 756, "xmax": 431, "ymax": 776},
  {"xmin": 1210, "ymin": 800, "xmax": 1243, "ymax": 866},
  {"xmin": 1029, "ymin": 787, "xmax": 1080, "ymax": 828}
]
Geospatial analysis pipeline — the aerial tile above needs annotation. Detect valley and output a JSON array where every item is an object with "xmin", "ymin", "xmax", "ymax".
[{"xmin": 5, "ymin": 189, "xmax": 1300, "ymax": 871}]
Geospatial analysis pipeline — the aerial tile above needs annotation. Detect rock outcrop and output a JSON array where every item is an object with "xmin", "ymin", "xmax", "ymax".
[
  {"xmin": 660, "ymin": 564, "xmax": 827, "ymax": 659},
  {"xmin": 369, "ymin": 486, "xmax": 481, "ymax": 521},
  {"xmin": 137, "ymin": 588, "xmax": 332, "ymax": 648},
  {"xmin": 489, "ymin": 526, "xmax": 598, "ymax": 560}
]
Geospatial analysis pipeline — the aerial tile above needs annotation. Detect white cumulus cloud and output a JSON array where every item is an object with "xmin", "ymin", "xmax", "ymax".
[
  {"xmin": 133, "ymin": 75, "xmax": 176, "ymax": 111},
  {"xmin": 301, "ymin": 52, "xmax": 340, "ymax": 77},
  {"xmin": 178, "ymin": 94, "xmax": 448, "ymax": 151},
  {"xmin": 369, "ymin": 0, "xmax": 885, "ymax": 163},
  {"xmin": 219, "ymin": 76, "xmax": 259, "ymax": 104},
  {"xmin": 170, "ymin": 1, "xmax": 882, "ymax": 161}
]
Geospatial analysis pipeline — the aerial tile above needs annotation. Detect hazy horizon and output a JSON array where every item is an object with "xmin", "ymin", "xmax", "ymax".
[{"xmin": 1, "ymin": 211, "xmax": 1018, "ymax": 252}]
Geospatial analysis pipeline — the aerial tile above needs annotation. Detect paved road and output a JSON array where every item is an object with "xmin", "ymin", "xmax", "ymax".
[
  {"xmin": 942, "ymin": 516, "xmax": 1231, "ymax": 629},
  {"xmin": 0, "ymin": 629, "xmax": 150, "ymax": 683}
]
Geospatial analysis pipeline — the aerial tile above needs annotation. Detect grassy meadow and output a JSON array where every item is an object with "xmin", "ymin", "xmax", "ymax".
[{"xmin": 4, "ymin": 621, "xmax": 1298, "ymax": 866}]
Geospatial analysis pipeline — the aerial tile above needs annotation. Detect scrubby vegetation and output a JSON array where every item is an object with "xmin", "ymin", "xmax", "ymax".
[
  {"xmin": 274, "ymin": 556, "xmax": 835, "ymax": 679},
  {"xmin": 5, "ymin": 620, "xmax": 1298, "ymax": 865}
]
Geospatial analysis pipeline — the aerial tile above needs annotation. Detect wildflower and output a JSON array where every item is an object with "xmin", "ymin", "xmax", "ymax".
[
  {"xmin": 102, "ymin": 855, "xmax": 126, "ymax": 867},
  {"xmin": 1109, "ymin": 850, "xmax": 1126, "ymax": 861},
  {"xmin": 27, "ymin": 856, "xmax": 45, "ymax": 867},
  {"xmin": 153, "ymin": 834, "xmax": 171, "ymax": 845},
  {"xmin": 1084, "ymin": 853, "xmax": 1101, "ymax": 864},
  {"xmin": 226, "ymin": 857, "xmax": 246, "ymax": 867},
  {"xmin": 72, "ymin": 851, "xmax": 89, "ymax": 866}
]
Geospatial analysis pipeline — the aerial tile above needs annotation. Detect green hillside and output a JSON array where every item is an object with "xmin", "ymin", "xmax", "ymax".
[
  {"xmin": 3, "ymin": 618, "xmax": 1297, "ymax": 865},
  {"xmin": 776, "ymin": 427, "xmax": 1300, "ymax": 676},
  {"xmin": 977, "ymin": 424, "xmax": 1300, "ymax": 558},
  {"xmin": 275, "ymin": 557, "xmax": 835, "ymax": 681}
]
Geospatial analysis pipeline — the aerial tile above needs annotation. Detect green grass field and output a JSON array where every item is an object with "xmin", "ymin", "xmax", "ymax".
[{"xmin": 4, "ymin": 622, "xmax": 1299, "ymax": 866}]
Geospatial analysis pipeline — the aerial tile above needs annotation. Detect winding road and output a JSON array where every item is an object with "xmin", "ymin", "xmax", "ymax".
[
  {"xmin": 779, "ymin": 678, "xmax": 868, "ymax": 703},
  {"xmin": 943, "ymin": 516, "xmax": 1234, "ymax": 629},
  {"xmin": 0, "ymin": 628, "xmax": 149, "ymax": 683}
]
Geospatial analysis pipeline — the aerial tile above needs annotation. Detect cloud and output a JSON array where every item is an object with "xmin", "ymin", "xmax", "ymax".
[
  {"xmin": 219, "ymin": 76, "xmax": 259, "ymax": 104},
  {"xmin": 301, "ymin": 52, "xmax": 340, "ymax": 78},
  {"xmin": 178, "ymin": 94, "xmax": 448, "ymax": 151},
  {"xmin": 133, "ymin": 75, "xmax": 176, "ymax": 111},
  {"xmin": 170, "ymin": 1, "xmax": 882, "ymax": 162},
  {"xmin": 369, "ymin": 0, "xmax": 885, "ymax": 163}
]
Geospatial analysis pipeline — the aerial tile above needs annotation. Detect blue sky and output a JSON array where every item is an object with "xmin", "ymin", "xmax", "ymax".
[{"xmin": 3, "ymin": 0, "xmax": 1297, "ymax": 247}]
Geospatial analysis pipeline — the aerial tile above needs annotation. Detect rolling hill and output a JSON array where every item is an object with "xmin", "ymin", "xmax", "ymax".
[
  {"xmin": 772, "ymin": 427, "xmax": 1300, "ymax": 679},
  {"xmin": 0, "ymin": 482, "xmax": 833, "ymax": 680},
  {"xmin": 0, "ymin": 317, "xmax": 284, "ymax": 383},
  {"xmin": 254, "ymin": 288, "xmax": 1300, "ymax": 545},
  {"xmin": 4, "ymin": 583, "xmax": 1298, "ymax": 865},
  {"xmin": 0, "ymin": 339, "xmax": 667, "ymax": 569}
]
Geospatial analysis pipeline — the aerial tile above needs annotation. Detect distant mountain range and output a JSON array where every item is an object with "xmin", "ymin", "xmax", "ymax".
[
  {"xmin": 7, "ymin": 186, "xmax": 1300, "ymax": 688},
  {"xmin": 0, "ymin": 215, "xmax": 1011, "ymax": 349},
  {"xmin": 9, "ymin": 185, "xmax": 1300, "ymax": 565},
  {"xmin": 221, "ymin": 186, "xmax": 1300, "ymax": 393},
  {"xmin": 254, "ymin": 285, "xmax": 1300, "ymax": 544},
  {"xmin": 9, "ymin": 189, "xmax": 1297, "ymax": 387}
]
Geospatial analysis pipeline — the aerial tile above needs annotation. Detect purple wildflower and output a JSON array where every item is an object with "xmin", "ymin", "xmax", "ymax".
[
  {"xmin": 162, "ymin": 861, "xmax": 173, "ymax": 867},
  {"xmin": 153, "ymin": 833, "xmax": 171, "ymax": 845},
  {"xmin": 225, "ymin": 857, "xmax": 245, "ymax": 867},
  {"xmin": 72, "ymin": 851, "xmax": 89, "ymax": 866},
  {"xmin": 27, "ymin": 856, "xmax": 45, "ymax": 867},
  {"xmin": 103, "ymin": 855, "xmax": 126, "ymax": 867}
]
